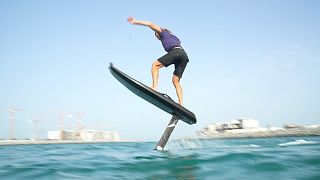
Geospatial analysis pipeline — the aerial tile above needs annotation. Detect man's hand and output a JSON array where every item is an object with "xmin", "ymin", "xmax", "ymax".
[
  {"xmin": 126, "ymin": 16, "xmax": 162, "ymax": 34},
  {"xmin": 127, "ymin": 16, "xmax": 136, "ymax": 24}
]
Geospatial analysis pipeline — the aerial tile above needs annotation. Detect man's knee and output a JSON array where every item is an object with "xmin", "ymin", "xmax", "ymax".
[
  {"xmin": 152, "ymin": 60, "xmax": 163, "ymax": 69},
  {"xmin": 172, "ymin": 75, "xmax": 180, "ymax": 86}
]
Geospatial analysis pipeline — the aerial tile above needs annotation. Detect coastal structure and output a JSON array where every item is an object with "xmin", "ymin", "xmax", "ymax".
[
  {"xmin": 48, "ymin": 129, "xmax": 120, "ymax": 141},
  {"xmin": 202, "ymin": 118, "xmax": 260, "ymax": 132},
  {"xmin": 0, "ymin": 130, "xmax": 121, "ymax": 146},
  {"xmin": 198, "ymin": 118, "xmax": 320, "ymax": 139}
]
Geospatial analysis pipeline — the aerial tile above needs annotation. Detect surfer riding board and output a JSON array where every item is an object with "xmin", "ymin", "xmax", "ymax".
[{"xmin": 109, "ymin": 17, "xmax": 196, "ymax": 150}]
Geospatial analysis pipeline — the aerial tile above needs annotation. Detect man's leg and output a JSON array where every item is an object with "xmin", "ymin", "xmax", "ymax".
[
  {"xmin": 172, "ymin": 75, "xmax": 183, "ymax": 105},
  {"xmin": 151, "ymin": 60, "xmax": 164, "ymax": 90}
]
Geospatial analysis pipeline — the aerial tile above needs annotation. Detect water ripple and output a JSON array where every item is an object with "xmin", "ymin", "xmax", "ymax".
[{"xmin": 0, "ymin": 137, "xmax": 319, "ymax": 179}]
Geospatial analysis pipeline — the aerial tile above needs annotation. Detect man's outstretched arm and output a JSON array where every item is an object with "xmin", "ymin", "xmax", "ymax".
[{"xmin": 127, "ymin": 16, "xmax": 162, "ymax": 34}]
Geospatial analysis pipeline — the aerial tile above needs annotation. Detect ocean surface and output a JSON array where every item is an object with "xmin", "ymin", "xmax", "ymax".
[{"xmin": 0, "ymin": 136, "xmax": 319, "ymax": 180}]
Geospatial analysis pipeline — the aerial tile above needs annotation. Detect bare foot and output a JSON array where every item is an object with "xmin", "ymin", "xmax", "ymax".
[{"xmin": 150, "ymin": 86, "xmax": 157, "ymax": 91}]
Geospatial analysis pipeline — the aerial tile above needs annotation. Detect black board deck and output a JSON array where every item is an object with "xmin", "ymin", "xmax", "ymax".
[{"xmin": 108, "ymin": 63, "xmax": 196, "ymax": 125}]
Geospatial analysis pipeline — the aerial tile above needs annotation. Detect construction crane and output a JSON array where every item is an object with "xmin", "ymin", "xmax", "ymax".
[
  {"xmin": 0, "ymin": 108, "xmax": 5, "ymax": 139},
  {"xmin": 57, "ymin": 113, "xmax": 65, "ymax": 140},
  {"xmin": 56, "ymin": 112, "xmax": 75, "ymax": 140},
  {"xmin": 73, "ymin": 112, "xmax": 86, "ymax": 131},
  {"xmin": 0, "ymin": 107, "xmax": 23, "ymax": 140},
  {"xmin": 68, "ymin": 112, "xmax": 86, "ymax": 140},
  {"xmin": 28, "ymin": 119, "xmax": 42, "ymax": 140},
  {"xmin": 8, "ymin": 108, "xmax": 22, "ymax": 140}
]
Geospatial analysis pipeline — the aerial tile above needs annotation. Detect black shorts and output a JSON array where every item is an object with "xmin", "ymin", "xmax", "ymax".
[{"xmin": 158, "ymin": 48, "xmax": 189, "ymax": 78}]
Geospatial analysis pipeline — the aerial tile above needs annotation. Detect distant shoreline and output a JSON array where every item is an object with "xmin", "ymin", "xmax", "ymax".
[
  {"xmin": 197, "ymin": 126, "xmax": 320, "ymax": 139},
  {"xmin": 0, "ymin": 139, "xmax": 137, "ymax": 146},
  {"xmin": 2, "ymin": 127, "xmax": 319, "ymax": 146}
]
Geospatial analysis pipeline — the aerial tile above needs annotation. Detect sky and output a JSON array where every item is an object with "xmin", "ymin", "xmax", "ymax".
[{"xmin": 1, "ymin": 0, "xmax": 320, "ymax": 141}]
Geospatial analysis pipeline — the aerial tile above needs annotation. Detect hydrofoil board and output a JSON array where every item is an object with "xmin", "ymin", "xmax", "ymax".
[{"xmin": 108, "ymin": 63, "xmax": 196, "ymax": 125}]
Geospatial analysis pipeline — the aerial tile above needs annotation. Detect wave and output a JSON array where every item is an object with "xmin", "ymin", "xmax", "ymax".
[
  {"xmin": 1, "ymin": 137, "xmax": 319, "ymax": 179},
  {"xmin": 167, "ymin": 139, "xmax": 262, "ymax": 151},
  {"xmin": 278, "ymin": 139, "xmax": 318, "ymax": 146}
]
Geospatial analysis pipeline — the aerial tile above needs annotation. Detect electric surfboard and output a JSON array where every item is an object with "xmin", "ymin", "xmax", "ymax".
[
  {"xmin": 109, "ymin": 63, "xmax": 196, "ymax": 150},
  {"xmin": 108, "ymin": 63, "xmax": 196, "ymax": 124}
]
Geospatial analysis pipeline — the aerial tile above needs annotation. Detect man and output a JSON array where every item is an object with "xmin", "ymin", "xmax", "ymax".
[{"xmin": 127, "ymin": 16, "xmax": 189, "ymax": 106}]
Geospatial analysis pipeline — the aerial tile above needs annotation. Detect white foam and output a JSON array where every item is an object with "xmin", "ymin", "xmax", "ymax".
[
  {"xmin": 249, "ymin": 144, "xmax": 260, "ymax": 148},
  {"xmin": 155, "ymin": 145, "xmax": 164, "ymax": 151},
  {"xmin": 278, "ymin": 139, "xmax": 318, "ymax": 146}
]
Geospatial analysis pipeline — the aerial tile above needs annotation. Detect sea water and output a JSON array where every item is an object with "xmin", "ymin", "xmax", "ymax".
[{"xmin": 0, "ymin": 136, "xmax": 319, "ymax": 180}]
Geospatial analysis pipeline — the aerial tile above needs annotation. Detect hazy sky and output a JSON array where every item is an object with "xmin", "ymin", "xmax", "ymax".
[{"xmin": 1, "ymin": 0, "xmax": 319, "ymax": 141}]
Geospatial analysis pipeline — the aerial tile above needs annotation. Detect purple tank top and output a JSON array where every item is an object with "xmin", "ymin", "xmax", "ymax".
[{"xmin": 159, "ymin": 29, "xmax": 181, "ymax": 52}]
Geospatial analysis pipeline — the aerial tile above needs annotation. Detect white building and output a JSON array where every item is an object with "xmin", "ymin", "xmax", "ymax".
[
  {"xmin": 47, "ymin": 130, "xmax": 120, "ymax": 141},
  {"xmin": 239, "ymin": 118, "xmax": 260, "ymax": 129},
  {"xmin": 48, "ymin": 131, "xmax": 60, "ymax": 140},
  {"xmin": 201, "ymin": 118, "xmax": 260, "ymax": 133},
  {"xmin": 79, "ymin": 130, "xmax": 120, "ymax": 141}
]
